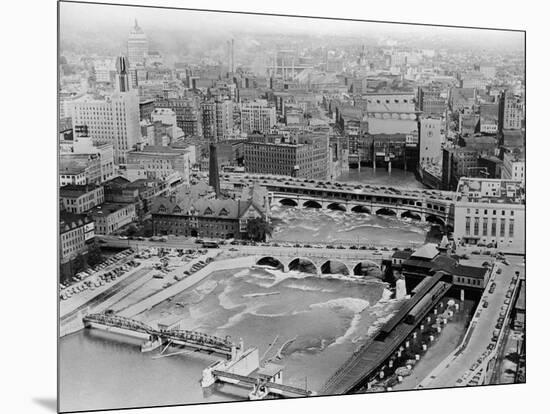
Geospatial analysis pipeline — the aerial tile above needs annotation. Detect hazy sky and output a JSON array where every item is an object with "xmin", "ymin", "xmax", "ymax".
[{"xmin": 60, "ymin": 1, "xmax": 525, "ymax": 52}]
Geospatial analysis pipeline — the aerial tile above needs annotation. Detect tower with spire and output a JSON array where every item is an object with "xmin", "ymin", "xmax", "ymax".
[
  {"xmin": 115, "ymin": 55, "xmax": 130, "ymax": 93},
  {"xmin": 127, "ymin": 18, "xmax": 148, "ymax": 88}
]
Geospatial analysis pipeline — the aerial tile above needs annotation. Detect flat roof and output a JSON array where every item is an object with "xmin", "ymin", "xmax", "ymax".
[
  {"xmin": 90, "ymin": 202, "xmax": 133, "ymax": 216},
  {"xmin": 257, "ymin": 363, "xmax": 284, "ymax": 377}
]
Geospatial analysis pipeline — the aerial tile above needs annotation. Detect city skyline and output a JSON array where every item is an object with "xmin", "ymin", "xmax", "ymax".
[{"xmin": 58, "ymin": 2, "xmax": 525, "ymax": 413}]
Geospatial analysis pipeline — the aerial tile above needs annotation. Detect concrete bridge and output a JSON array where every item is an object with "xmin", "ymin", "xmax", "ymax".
[
  {"xmin": 226, "ymin": 246, "xmax": 391, "ymax": 276},
  {"xmin": 220, "ymin": 173, "xmax": 455, "ymax": 227}
]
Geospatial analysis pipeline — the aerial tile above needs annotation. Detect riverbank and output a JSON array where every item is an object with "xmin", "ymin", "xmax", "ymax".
[
  {"xmin": 119, "ymin": 256, "xmax": 256, "ymax": 319},
  {"xmin": 60, "ymin": 250, "xmax": 240, "ymax": 337}
]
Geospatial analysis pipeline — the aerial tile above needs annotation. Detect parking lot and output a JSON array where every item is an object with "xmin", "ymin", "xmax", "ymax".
[{"xmin": 60, "ymin": 247, "xmax": 217, "ymax": 324}]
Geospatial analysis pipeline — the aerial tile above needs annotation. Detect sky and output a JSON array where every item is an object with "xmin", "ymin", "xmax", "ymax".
[{"xmin": 59, "ymin": 1, "xmax": 525, "ymax": 52}]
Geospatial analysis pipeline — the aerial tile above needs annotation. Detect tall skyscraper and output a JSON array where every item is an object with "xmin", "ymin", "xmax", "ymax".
[
  {"xmin": 115, "ymin": 55, "xmax": 130, "ymax": 93},
  {"xmin": 69, "ymin": 60, "xmax": 140, "ymax": 165},
  {"xmin": 227, "ymin": 39, "xmax": 235, "ymax": 74},
  {"xmin": 127, "ymin": 19, "xmax": 148, "ymax": 67},
  {"xmin": 127, "ymin": 19, "xmax": 148, "ymax": 87}
]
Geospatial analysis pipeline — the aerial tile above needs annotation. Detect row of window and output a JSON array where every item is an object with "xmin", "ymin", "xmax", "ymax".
[
  {"xmin": 456, "ymin": 276, "xmax": 483, "ymax": 286},
  {"xmin": 466, "ymin": 208, "xmax": 515, "ymax": 217},
  {"xmin": 465, "ymin": 217, "xmax": 515, "ymax": 238}
]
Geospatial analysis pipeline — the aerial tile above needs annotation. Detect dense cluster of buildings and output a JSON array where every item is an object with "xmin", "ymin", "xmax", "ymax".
[{"xmin": 59, "ymin": 21, "xmax": 526, "ymax": 279}]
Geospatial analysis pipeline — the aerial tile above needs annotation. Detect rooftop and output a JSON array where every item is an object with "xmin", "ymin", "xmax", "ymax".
[
  {"xmin": 89, "ymin": 202, "xmax": 133, "ymax": 217},
  {"xmin": 456, "ymin": 177, "xmax": 525, "ymax": 205},
  {"xmin": 60, "ymin": 184, "xmax": 102, "ymax": 197},
  {"xmin": 410, "ymin": 243, "xmax": 440, "ymax": 260},
  {"xmin": 59, "ymin": 212, "xmax": 92, "ymax": 234}
]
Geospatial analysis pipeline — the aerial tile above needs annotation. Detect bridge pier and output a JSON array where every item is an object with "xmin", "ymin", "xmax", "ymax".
[{"xmin": 141, "ymin": 335, "xmax": 163, "ymax": 353}]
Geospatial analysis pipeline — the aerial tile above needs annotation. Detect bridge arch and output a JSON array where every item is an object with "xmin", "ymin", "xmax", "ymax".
[
  {"xmin": 351, "ymin": 205, "xmax": 371, "ymax": 214},
  {"xmin": 303, "ymin": 200, "xmax": 322, "ymax": 209},
  {"xmin": 375, "ymin": 207, "xmax": 397, "ymax": 216},
  {"xmin": 320, "ymin": 260, "xmax": 351, "ymax": 276},
  {"xmin": 353, "ymin": 261, "xmax": 382, "ymax": 277},
  {"xmin": 400, "ymin": 210, "xmax": 422, "ymax": 221},
  {"xmin": 327, "ymin": 202, "xmax": 347, "ymax": 212},
  {"xmin": 426, "ymin": 214, "xmax": 445, "ymax": 226},
  {"xmin": 288, "ymin": 257, "xmax": 319, "ymax": 275},
  {"xmin": 256, "ymin": 256, "xmax": 285, "ymax": 270},
  {"xmin": 279, "ymin": 198, "xmax": 298, "ymax": 207}
]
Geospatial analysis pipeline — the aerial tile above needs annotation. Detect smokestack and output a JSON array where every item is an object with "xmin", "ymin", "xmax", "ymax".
[
  {"xmin": 209, "ymin": 143, "xmax": 221, "ymax": 197},
  {"xmin": 231, "ymin": 39, "xmax": 235, "ymax": 73}
]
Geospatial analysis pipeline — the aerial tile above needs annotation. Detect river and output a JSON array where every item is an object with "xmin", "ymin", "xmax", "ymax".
[
  {"xmin": 60, "ymin": 268, "xmax": 401, "ymax": 412},
  {"xmin": 270, "ymin": 206, "xmax": 431, "ymax": 248},
  {"xmin": 59, "ymin": 169, "xmax": 429, "ymax": 412}
]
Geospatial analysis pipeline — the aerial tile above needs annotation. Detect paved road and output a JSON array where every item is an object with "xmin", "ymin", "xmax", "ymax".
[
  {"xmin": 419, "ymin": 256, "xmax": 523, "ymax": 388},
  {"xmin": 98, "ymin": 235, "xmax": 391, "ymax": 263}
]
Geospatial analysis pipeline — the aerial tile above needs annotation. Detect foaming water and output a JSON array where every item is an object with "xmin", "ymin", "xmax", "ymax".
[
  {"xmin": 60, "ymin": 266, "xmax": 402, "ymax": 409},
  {"xmin": 270, "ymin": 206, "xmax": 430, "ymax": 247}
]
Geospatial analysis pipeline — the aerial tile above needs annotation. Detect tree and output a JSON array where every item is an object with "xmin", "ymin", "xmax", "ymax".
[
  {"xmin": 246, "ymin": 218, "xmax": 273, "ymax": 242},
  {"xmin": 125, "ymin": 224, "xmax": 138, "ymax": 237}
]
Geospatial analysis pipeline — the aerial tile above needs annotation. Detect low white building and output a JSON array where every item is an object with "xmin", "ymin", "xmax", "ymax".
[
  {"xmin": 151, "ymin": 108, "xmax": 177, "ymax": 139},
  {"xmin": 453, "ymin": 177, "xmax": 525, "ymax": 254}
]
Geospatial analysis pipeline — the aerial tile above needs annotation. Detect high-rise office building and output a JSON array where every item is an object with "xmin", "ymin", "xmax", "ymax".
[
  {"xmin": 69, "ymin": 63, "xmax": 140, "ymax": 165},
  {"xmin": 201, "ymin": 100, "xmax": 234, "ymax": 141},
  {"xmin": 127, "ymin": 19, "xmax": 148, "ymax": 67},
  {"xmin": 127, "ymin": 19, "xmax": 148, "ymax": 87},
  {"xmin": 240, "ymin": 100, "xmax": 276, "ymax": 135}
]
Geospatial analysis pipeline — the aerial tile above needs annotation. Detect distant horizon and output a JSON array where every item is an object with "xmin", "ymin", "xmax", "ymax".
[{"xmin": 60, "ymin": 1, "xmax": 525, "ymax": 57}]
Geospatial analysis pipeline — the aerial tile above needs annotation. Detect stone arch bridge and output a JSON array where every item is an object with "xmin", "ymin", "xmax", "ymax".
[{"xmin": 230, "ymin": 246, "xmax": 390, "ymax": 276}]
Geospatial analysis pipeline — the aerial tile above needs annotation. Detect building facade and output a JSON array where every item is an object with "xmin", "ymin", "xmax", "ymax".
[
  {"xmin": 89, "ymin": 203, "xmax": 137, "ymax": 235},
  {"xmin": 240, "ymin": 100, "xmax": 276, "ymax": 135},
  {"xmin": 502, "ymin": 150, "xmax": 525, "ymax": 184},
  {"xmin": 126, "ymin": 145, "xmax": 192, "ymax": 183},
  {"xmin": 498, "ymin": 91, "xmax": 524, "ymax": 131},
  {"xmin": 453, "ymin": 177, "xmax": 525, "ymax": 253},
  {"xmin": 151, "ymin": 184, "xmax": 268, "ymax": 239},
  {"xmin": 60, "ymin": 213, "xmax": 95, "ymax": 263},
  {"xmin": 60, "ymin": 184, "xmax": 105, "ymax": 214},
  {"xmin": 418, "ymin": 86, "xmax": 446, "ymax": 117},
  {"xmin": 69, "ymin": 91, "xmax": 141, "ymax": 164},
  {"xmin": 68, "ymin": 136, "xmax": 115, "ymax": 183},
  {"xmin": 418, "ymin": 117, "xmax": 442, "ymax": 165},
  {"xmin": 243, "ymin": 133, "xmax": 329, "ymax": 179}
]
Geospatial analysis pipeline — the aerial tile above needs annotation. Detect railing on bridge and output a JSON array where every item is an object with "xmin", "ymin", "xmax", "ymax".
[
  {"xmin": 161, "ymin": 329, "xmax": 233, "ymax": 353},
  {"xmin": 83, "ymin": 313, "xmax": 155, "ymax": 335},
  {"xmin": 211, "ymin": 370, "xmax": 313, "ymax": 396},
  {"xmin": 83, "ymin": 313, "xmax": 235, "ymax": 355}
]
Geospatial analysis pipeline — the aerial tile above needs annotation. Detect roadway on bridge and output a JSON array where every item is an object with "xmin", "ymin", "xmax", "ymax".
[{"xmin": 98, "ymin": 235, "xmax": 392, "ymax": 263}]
